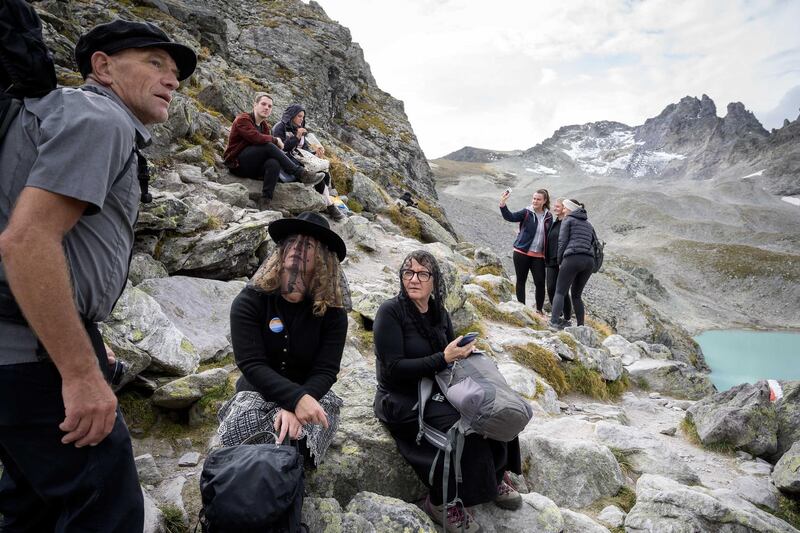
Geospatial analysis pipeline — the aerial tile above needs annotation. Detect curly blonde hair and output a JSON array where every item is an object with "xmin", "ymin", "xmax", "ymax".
[{"xmin": 249, "ymin": 237, "xmax": 346, "ymax": 316}]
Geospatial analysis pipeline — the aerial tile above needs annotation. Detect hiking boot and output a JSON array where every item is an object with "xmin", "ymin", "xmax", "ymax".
[
  {"xmin": 324, "ymin": 204, "xmax": 345, "ymax": 222},
  {"xmin": 423, "ymin": 496, "xmax": 482, "ymax": 533},
  {"xmin": 494, "ymin": 479, "xmax": 522, "ymax": 510},
  {"xmin": 258, "ymin": 197, "xmax": 272, "ymax": 210},
  {"xmin": 297, "ymin": 167, "xmax": 325, "ymax": 185},
  {"xmin": 547, "ymin": 319, "xmax": 567, "ymax": 332}
]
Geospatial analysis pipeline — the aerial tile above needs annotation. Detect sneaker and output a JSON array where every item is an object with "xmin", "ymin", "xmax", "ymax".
[
  {"xmin": 297, "ymin": 167, "xmax": 325, "ymax": 185},
  {"xmin": 258, "ymin": 197, "xmax": 272, "ymax": 210},
  {"xmin": 547, "ymin": 319, "xmax": 566, "ymax": 332},
  {"xmin": 494, "ymin": 479, "xmax": 522, "ymax": 510},
  {"xmin": 423, "ymin": 496, "xmax": 482, "ymax": 533},
  {"xmin": 324, "ymin": 204, "xmax": 345, "ymax": 221}
]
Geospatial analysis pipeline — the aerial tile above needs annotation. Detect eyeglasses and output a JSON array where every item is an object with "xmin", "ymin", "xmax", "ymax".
[{"xmin": 401, "ymin": 269, "xmax": 432, "ymax": 282}]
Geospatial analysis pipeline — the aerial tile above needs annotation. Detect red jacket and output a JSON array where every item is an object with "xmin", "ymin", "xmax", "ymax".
[{"xmin": 223, "ymin": 112, "xmax": 275, "ymax": 167}]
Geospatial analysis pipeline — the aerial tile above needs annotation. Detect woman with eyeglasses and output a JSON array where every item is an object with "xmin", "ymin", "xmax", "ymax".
[{"xmin": 373, "ymin": 250, "xmax": 523, "ymax": 533}]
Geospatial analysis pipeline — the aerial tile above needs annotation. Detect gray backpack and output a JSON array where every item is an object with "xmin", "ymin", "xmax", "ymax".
[{"xmin": 416, "ymin": 352, "xmax": 533, "ymax": 520}]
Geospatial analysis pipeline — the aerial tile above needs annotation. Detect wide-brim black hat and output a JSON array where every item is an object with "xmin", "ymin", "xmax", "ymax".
[
  {"xmin": 268, "ymin": 211, "xmax": 347, "ymax": 262},
  {"xmin": 75, "ymin": 20, "xmax": 197, "ymax": 81}
]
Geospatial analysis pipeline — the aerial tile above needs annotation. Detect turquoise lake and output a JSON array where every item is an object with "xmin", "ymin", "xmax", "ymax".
[{"xmin": 694, "ymin": 330, "xmax": 800, "ymax": 392}]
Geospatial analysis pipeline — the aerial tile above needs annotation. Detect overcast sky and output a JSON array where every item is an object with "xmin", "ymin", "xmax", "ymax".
[{"xmin": 314, "ymin": 0, "xmax": 800, "ymax": 159}]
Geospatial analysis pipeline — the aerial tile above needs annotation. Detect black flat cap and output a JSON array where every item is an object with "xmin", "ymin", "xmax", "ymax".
[{"xmin": 75, "ymin": 19, "xmax": 197, "ymax": 81}]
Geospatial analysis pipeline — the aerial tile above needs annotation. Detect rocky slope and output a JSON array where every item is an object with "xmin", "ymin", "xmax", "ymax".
[{"xmin": 3, "ymin": 2, "xmax": 798, "ymax": 532}]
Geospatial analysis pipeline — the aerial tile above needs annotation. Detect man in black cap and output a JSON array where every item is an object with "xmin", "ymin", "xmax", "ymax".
[{"xmin": 0, "ymin": 19, "xmax": 196, "ymax": 531}]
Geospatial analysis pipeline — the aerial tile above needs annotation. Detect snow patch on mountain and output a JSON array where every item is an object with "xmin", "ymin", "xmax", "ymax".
[{"xmin": 525, "ymin": 164, "xmax": 557, "ymax": 175}]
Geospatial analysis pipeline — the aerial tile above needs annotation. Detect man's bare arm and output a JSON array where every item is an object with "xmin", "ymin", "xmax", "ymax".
[{"xmin": 0, "ymin": 187, "xmax": 117, "ymax": 447}]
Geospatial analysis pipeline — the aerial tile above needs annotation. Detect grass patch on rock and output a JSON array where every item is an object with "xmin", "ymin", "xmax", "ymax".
[
  {"xmin": 386, "ymin": 206, "xmax": 422, "ymax": 240},
  {"xmin": 586, "ymin": 317, "xmax": 613, "ymax": 339},
  {"xmin": 509, "ymin": 344, "xmax": 568, "ymax": 395},
  {"xmin": 346, "ymin": 198, "xmax": 364, "ymax": 213},
  {"xmin": 197, "ymin": 354, "xmax": 235, "ymax": 373},
  {"xmin": 159, "ymin": 504, "xmax": 188, "ymax": 533},
  {"xmin": 609, "ymin": 447, "xmax": 636, "ymax": 479},
  {"xmin": 564, "ymin": 361, "xmax": 610, "ymax": 400},
  {"xmin": 474, "ymin": 264, "xmax": 504, "ymax": 277},
  {"xmin": 119, "ymin": 391, "xmax": 157, "ymax": 434},
  {"xmin": 589, "ymin": 486, "xmax": 637, "ymax": 515},
  {"xmin": 558, "ymin": 332, "xmax": 578, "ymax": 352},
  {"xmin": 469, "ymin": 297, "xmax": 527, "ymax": 328}
]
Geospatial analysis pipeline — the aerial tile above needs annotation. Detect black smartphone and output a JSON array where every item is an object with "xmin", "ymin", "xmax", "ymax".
[{"xmin": 457, "ymin": 332, "xmax": 479, "ymax": 347}]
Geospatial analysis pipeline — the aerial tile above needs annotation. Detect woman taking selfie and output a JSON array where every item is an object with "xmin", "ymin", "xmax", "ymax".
[{"xmin": 499, "ymin": 188, "xmax": 552, "ymax": 315}]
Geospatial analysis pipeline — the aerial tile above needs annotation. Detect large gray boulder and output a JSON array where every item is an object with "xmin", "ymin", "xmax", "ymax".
[
  {"xmin": 138, "ymin": 276, "xmax": 246, "ymax": 362},
  {"xmin": 403, "ymin": 206, "xmax": 457, "ymax": 246},
  {"xmin": 151, "ymin": 368, "xmax": 229, "ymax": 409},
  {"xmin": 136, "ymin": 192, "xmax": 208, "ymax": 234},
  {"xmin": 157, "ymin": 210, "xmax": 277, "ymax": 278},
  {"xmin": 349, "ymin": 172, "xmax": 389, "ymax": 213},
  {"xmin": 772, "ymin": 441, "xmax": 800, "ymax": 494},
  {"xmin": 594, "ymin": 421, "xmax": 700, "ymax": 484},
  {"xmin": 628, "ymin": 359, "xmax": 716, "ymax": 400},
  {"xmin": 625, "ymin": 474, "xmax": 798, "ymax": 532},
  {"xmin": 563, "ymin": 325, "xmax": 602, "ymax": 348},
  {"xmin": 345, "ymin": 492, "xmax": 436, "ymax": 532},
  {"xmin": 497, "ymin": 361, "xmax": 559, "ymax": 414},
  {"xmin": 306, "ymin": 366, "xmax": 425, "ymax": 506},
  {"xmin": 602, "ymin": 334, "xmax": 643, "ymax": 365},
  {"xmin": 471, "ymin": 273, "xmax": 514, "ymax": 303},
  {"xmin": 128, "ymin": 253, "xmax": 169, "ymax": 286},
  {"xmin": 340, "ymin": 215, "xmax": 380, "ymax": 252},
  {"xmin": 271, "ymin": 182, "xmax": 328, "ymax": 215},
  {"xmin": 775, "ymin": 380, "xmax": 800, "ymax": 460},
  {"xmin": 686, "ymin": 381, "xmax": 778, "ymax": 457},
  {"xmin": 577, "ymin": 346, "xmax": 624, "ymax": 381},
  {"xmin": 519, "ymin": 432, "xmax": 624, "ymax": 507},
  {"xmin": 472, "ymin": 492, "xmax": 563, "ymax": 533},
  {"xmin": 560, "ymin": 508, "xmax": 610, "ymax": 533},
  {"xmin": 103, "ymin": 283, "xmax": 199, "ymax": 376}
]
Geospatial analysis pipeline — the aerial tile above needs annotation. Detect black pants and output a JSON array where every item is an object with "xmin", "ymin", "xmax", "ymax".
[
  {"xmin": 512, "ymin": 252, "xmax": 546, "ymax": 311},
  {"xmin": 380, "ymin": 391, "xmax": 521, "ymax": 507},
  {"xmin": 551, "ymin": 254, "xmax": 594, "ymax": 326},
  {"xmin": 232, "ymin": 143, "xmax": 301, "ymax": 199},
  {"xmin": 0, "ymin": 323, "xmax": 143, "ymax": 532},
  {"xmin": 546, "ymin": 266, "xmax": 572, "ymax": 320}
]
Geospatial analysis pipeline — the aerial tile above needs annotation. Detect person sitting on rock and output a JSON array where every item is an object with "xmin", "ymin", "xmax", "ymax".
[
  {"xmin": 373, "ymin": 250, "xmax": 523, "ymax": 533},
  {"xmin": 549, "ymin": 199, "xmax": 595, "ymax": 330},
  {"xmin": 220, "ymin": 212, "xmax": 349, "ymax": 465},
  {"xmin": 272, "ymin": 103, "xmax": 344, "ymax": 221},
  {"xmin": 223, "ymin": 93, "xmax": 324, "ymax": 211}
]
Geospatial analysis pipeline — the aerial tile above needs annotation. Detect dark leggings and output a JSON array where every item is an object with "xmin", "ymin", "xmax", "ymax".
[
  {"xmin": 232, "ymin": 143, "xmax": 301, "ymax": 198},
  {"xmin": 512, "ymin": 252, "xmax": 546, "ymax": 311},
  {"xmin": 551, "ymin": 254, "xmax": 594, "ymax": 326},
  {"xmin": 546, "ymin": 266, "xmax": 572, "ymax": 320}
]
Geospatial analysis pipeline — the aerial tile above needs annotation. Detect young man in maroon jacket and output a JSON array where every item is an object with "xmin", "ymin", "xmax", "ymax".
[{"xmin": 224, "ymin": 92, "xmax": 323, "ymax": 210}]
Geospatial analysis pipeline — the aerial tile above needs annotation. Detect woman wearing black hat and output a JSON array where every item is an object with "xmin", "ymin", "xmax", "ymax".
[
  {"xmin": 272, "ymin": 104, "xmax": 344, "ymax": 221},
  {"xmin": 220, "ymin": 212, "xmax": 349, "ymax": 465},
  {"xmin": 373, "ymin": 250, "xmax": 523, "ymax": 533}
]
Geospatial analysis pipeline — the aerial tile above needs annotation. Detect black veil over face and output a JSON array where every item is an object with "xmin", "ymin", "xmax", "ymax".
[
  {"xmin": 398, "ymin": 250, "xmax": 449, "ymax": 352},
  {"xmin": 249, "ymin": 234, "xmax": 351, "ymax": 314}
]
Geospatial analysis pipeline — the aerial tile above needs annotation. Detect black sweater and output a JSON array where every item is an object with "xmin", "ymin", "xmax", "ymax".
[
  {"xmin": 544, "ymin": 218, "xmax": 563, "ymax": 267},
  {"xmin": 373, "ymin": 296, "xmax": 454, "ymax": 392},
  {"xmin": 230, "ymin": 287, "xmax": 347, "ymax": 410},
  {"xmin": 558, "ymin": 208, "xmax": 595, "ymax": 264}
]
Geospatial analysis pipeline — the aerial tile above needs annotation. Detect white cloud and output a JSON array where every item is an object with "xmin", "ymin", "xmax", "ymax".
[{"xmin": 315, "ymin": 0, "xmax": 800, "ymax": 158}]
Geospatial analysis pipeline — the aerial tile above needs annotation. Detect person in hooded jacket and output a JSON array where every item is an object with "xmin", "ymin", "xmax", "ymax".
[
  {"xmin": 272, "ymin": 104, "xmax": 344, "ymax": 221},
  {"xmin": 499, "ymin": 189, "xmax": 552, "ymax": 315},
  {"xmin": 544, "ymin": 198, "xmax": 571, "ymax": 325},
  {"xmin": 549, "ymin": 199, "xmax": 595, "ymax": 329}
]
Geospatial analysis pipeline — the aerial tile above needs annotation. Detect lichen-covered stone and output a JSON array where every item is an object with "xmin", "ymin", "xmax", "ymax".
[
  {"xmin": 472, "ymin": 492, "xmax": 564, "ymax": 533},
  {"xmin": 152, "ymin": 368, "xmax": 229, "ymax": 409},
  {"xmin": 772, "ymin": 441, "xmax": 800, "ymax": 494},
  {"xmin": 518, "ymin": 432, "xmax": 624, "ymax": 507},
  {"xmin": 345, "ymin": 492, "xmax": 436, "ymax": 532},
  {"xmin": 138, "ymin": 276, "xmax": 245, "ymax": 362},
  {"xmin": 625, "ymin": 474, "xmax": 797, "ymax": 532},
  {"xmin": 628, "ymin": 358, "xmax": 716, "ymax": 400},
  {"xmin": 129, "ymin": 253, "xmax": 169, "ymax": 286},
  {"xmin": 686, "ymin": 380, "xmax": 778, "ymax": 457}
]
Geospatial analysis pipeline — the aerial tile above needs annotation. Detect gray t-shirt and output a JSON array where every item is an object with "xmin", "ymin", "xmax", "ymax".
[{"xmin": 0, "ymin": 83, "xmax": 150, "ymax": 364}]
